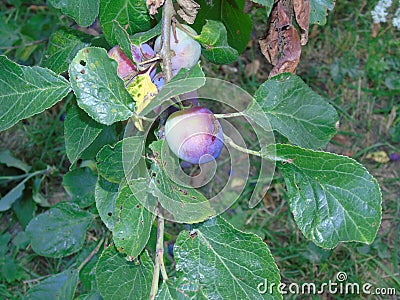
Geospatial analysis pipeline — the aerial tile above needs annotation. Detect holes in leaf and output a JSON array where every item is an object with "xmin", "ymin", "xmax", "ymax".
[
  {"xmin": 107, "ymin": 212, "xmax": 112, "ymax": 216},
  {"xmin": 80, "ymin": 69, "xmax": 85, "ymax": 74},
  {"xmin": 79, "ymin": 60, "xmax": 86, "ymax": 66},
  {"xmin": 136, "ymin": 204, "xmax": 141, "ymax": 209}
]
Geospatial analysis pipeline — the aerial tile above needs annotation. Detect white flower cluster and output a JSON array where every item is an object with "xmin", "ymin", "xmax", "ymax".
[{"xmin": 371, "ymin": 0, "xmax": 400, "ymax": 30}]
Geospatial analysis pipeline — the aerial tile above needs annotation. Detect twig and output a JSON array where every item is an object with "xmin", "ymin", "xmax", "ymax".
[
  {"xmin": 77, "ymin": 237, "xmax": 105, "ymax": 272},
  {"xmin": 149, "ymin": 210, "xmax": 168, "ymax": 300},
  {"xmin": 224, "ymin": 135, "xmax": 293, "ymax": 163}
]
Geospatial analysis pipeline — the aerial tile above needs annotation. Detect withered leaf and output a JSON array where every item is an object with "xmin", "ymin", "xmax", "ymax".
[
  {"xmin": 177, "ymin": 0, "xmax": 200, "ymax": 24},
  {"xmin": 294, "ymin": 0, "xmax": 310, "ymax": 45},
  {"xmin": 259, "ymin": 1, "xmax": 301, "ymax": 78},
  {"xmin": 147, "ymin": 0, "xmax": 165, "ymax": 15}
]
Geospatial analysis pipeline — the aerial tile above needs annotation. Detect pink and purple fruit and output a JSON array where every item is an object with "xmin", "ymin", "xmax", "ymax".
[
  {"xmin": 154, "ymin": 25, "xmax": 201, "ymax": 72},
  {"xmin": 108, "ymin": 45, "xmax": 137, "ymax": 79},
  {"xmin": 165, "ymin": 107, "xmax": 224, "ymax": 164}
]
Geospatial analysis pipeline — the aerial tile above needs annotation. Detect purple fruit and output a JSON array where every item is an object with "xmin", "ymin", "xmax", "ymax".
[
  {"xmin": 165, "ymin": 107, "xmax": 224, "ymax": 164},
  {"xmin": 154, "ymin": 25, "xmax": 201, "ymax": 72}
]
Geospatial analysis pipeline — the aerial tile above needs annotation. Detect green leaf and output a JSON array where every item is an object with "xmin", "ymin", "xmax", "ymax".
[
  {"xmin": 194, "ymin": 20, "xmax": 239, "ymax": 64},
  {"xmin": 12, "ymin": 196, "xmax": 37, "ymax": 229},
  {"xmin": 147, "ymin": 141, "xmax": 215, "ymax": 223},
  {"xmin": 48, "ymin": 0, "xmax": 99, "ymax": 27},
  {"xmin": 130, "ymin": 22, "xmax": 162, "ymax": 47},
  {"xmin": 113, "ymin": 185, "xmax": 154, "ymax": 259},
  {"xmin": 26, "ymin": 202, "xmax": 93, "ymax": 257},
  {"xmin": 25, "ymin": 269, "xmax": 79, "ymax": 300},
  {"xmin": 310, "ymin": 0, "xmax": 335, "ymax": 25},
  {"xmin": 174, "ymin": 217, "xmax": 282, "ymax": 299},
  {"xmin": 96, "ymin": 137, "xmax": 144, "ymax": 183},
  {"xmin": 95, "ymin": 176, "xmax": 119, "ymax": 231},
  {"xmin": 1, "ymin": 256, "xmax": 25, "ymax": 283},
  {"xmin": 63, "ymin": 167, "xmax": 98, "ymax": 208},
  {"xmin": 192, "ymin": 0, "xmax": 252, "ymax": 54},
  {"xmin": 0, "ymin": 150, "xmax": 31, "ymax": 173},
  {"xmin": 75, "ymin": 290, "xmax": 103, "ymax": 300},
  {"xmin": 271, "ymin": 144, "xmax": 382, "ymax": 248},
  {"xmin": 156, "ymin": 280, "xmax": 208, "ymax": 300},
  {"xmin": 251, "ymin": 73, "xmax": 338, "ymax": 149},
  {"xmin": 0, "ymin": 56, "xmax": 71, "ymax": 132},
  {"xmin": 69, "ymin": 47, "xmax": 135, "ymax": 125},
  {"xmin": 0, "ymin": 179, "xmax": 26, "ymax": 212},
  {"xmin": 96, "ymin": 246, "xmax": 153, "ymax": 300},
  {"xmin": 99, "ymin": 0, "xmax": 151, "ymax": 46},
  {"xmin": 80, "ymin": 124, "xmax": 118, "ymax": 160},
  {"xmin": 139, "ymin": 64, "xmax": 205, "ymax": 117},
  {"xmin": 44, "ymin": 28, "xmax": 91, "ymax": 74},
  {"xmin": 65, "ymin": 103, "xmax": 105, "ymax": 166},
  {"xmin": 111, "ymin": 21, "xmax": 134, "ymax": 62}
]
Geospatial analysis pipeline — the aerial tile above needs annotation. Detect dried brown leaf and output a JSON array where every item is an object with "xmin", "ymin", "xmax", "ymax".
[
  {"xmin": 147, "ymin": 0, "xmax": 165, "ymax": 15},
  {"xmin": 259, "ymin": 1, "xmax": 301, "ymax": 78},
  {"xmin": 293, "ymin": 0, "xmax": 310, "ymax": 45},
  {"xmin": 176, "ymin": 0, "xmax": 200, "ymax": 24}
]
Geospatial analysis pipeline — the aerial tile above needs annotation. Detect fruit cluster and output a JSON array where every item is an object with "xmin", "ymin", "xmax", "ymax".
[{"xmin": 108, "ymin": 25, "xmax": 224, "ymax": 165}]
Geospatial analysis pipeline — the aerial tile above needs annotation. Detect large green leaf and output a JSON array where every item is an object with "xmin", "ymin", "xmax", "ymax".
[
  {"xmin": 156, "ymin": 280, "xmax": 208, "ymax": 299},
  {"xmin": 130, "ymin": 22, "xmax": 162, "ymax": 46},
  {"xmin": 174, "ymin": 217, "xmax": 282, "ymax": 299},
  {"xmin": 139, "ymin": 64, "xmax": 205, "ymax": 117},
  {"xmin": 69, "ymin": 47, "xmax": 135, "ymax": 125},
  {"xmin": 26, "ymin": 202, "xmax": 93, "ymax": 257},
  {"xmin": 95, "ymin": 246, "xmax": 153, "ymax": 300},
  {"xmin": 251, "ymin": 73, "xmax": 338, "ymax": 149},
  {"xmin": 147, "ymin": 141, "xmax": 215, "ymax": 223},
  {"xmin": 194, "ymin": 20, "xmax": 239, "ymax": 64},
  {"xmin": 48, "ymin": 0, "xmax": 99, "ymax": 27},
  {"xmin": 192, "ymin": 0, "xmax": 252, "ymax": 54},
  {"xmin": 44, "ymin": 28, "xmax": 91, "ymax": 74},
  {"xmin": 99, "ymin": 0, "xmax": 151, "ymax": 46},
  {"xmin": 310, "ymin": 0, "xmax": 335, "ymax": 25},
  {"xmin": 25, "ymin": 269, "xmax": 79, "ymax": 300},
  {"xmin": 64, "ymin": 103, "xmax": 105, "ymax": 166},
  {"xmin": 0, "ymin": 56, "xmax": 71, "ymax": 132},
  {"xmin": 113, "ymin": 185, "xmax": 154, "ymax": 259},
  {"xmin": 95, "ymin": 176, "xmax": 119, "ymax": 231},
  {"xmin": 96, "ymin": 137, "xmax": 144, "ymax": 183},
  {"xmin": 62, "ymin": 167, "xmax": 98, "ymax": 208},
  {"xmin": 111, "ymin": 21, "xmax": 134, "ymax": 63},
  {"xmin": 270, "ymin": 144, "xmax": 382, "ymax": 248}
]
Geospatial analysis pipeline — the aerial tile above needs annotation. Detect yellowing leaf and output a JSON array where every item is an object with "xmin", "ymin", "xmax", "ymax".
[
  {"xmin": 126, "ymin": 73, "xmax": 158, "ymax": 131},
  {"xmin": 127, "ymin": 73, "xmax": 158, "ymax": 114},
  {"xmin": 366, "ymin": 151, "xmax": 390, "ymax": 163}
]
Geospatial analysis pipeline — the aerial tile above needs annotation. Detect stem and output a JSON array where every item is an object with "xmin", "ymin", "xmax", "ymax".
[
  {"xmin": 214, "ymin": 111, "xmax": 245, "ymax": 119},
  {"xmin": 224, "ymin": 135, "xmax": 293, "ymax": 163},
  {"xmin": 149, "ymin": 212, "xmax": 168, "ymax": 300},
  {"xmin": 160, "ymin": 0, "xmax": 175, "ymax": 83},
  {"xmin": 157, "ymin": 0, "xmax": 175, "ymax": 128}
]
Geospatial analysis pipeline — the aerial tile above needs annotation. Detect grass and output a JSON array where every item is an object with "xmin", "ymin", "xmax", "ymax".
[{"xmin": 1, "ymin": 0, "xmax": 399, "ymax": 299}]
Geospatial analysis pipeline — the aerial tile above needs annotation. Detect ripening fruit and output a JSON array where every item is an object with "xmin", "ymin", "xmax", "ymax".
[
  {"xmin": 165, "ymin": 107, "xmax": 224, "ymax": 164},
  {"xmin": 108, "ymin": 45, "xmax": 136, "ymax": 79},
  {"xmin": 154, "ymin": 25, "xmax": 201, "ymax": 72}
]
